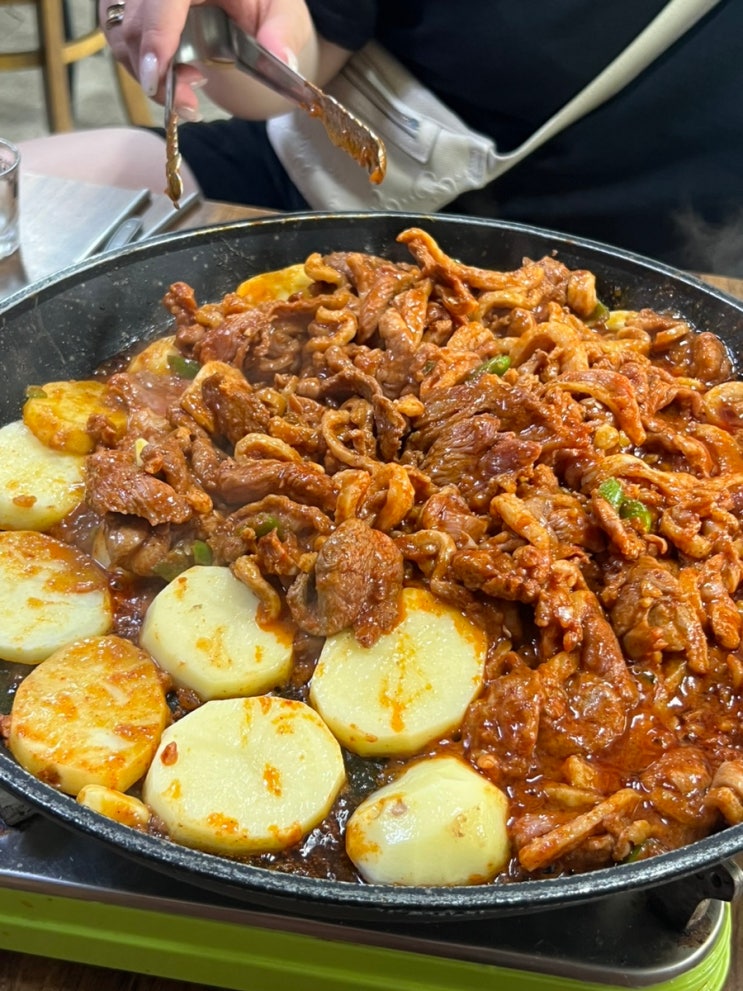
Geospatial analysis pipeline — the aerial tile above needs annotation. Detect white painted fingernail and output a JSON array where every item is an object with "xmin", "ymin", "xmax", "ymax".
[
  {"xmin": 139, "ymin": 52, "xmax": 159, "ymax": 96},
  {"xmin": 177, "ymin": 105, "xmax": 203, "ymax": 123},
  {"xmin": 282, "ymin": 49, "xmax": 299, "ymax": 72}
]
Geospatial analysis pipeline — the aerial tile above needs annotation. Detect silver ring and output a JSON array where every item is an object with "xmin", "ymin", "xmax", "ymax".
[{"xmin": 105, "ymin": 2, "xmax": 125, "ymax": 27}]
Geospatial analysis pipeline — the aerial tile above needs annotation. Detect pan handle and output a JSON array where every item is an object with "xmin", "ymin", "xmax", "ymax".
[{"xmin": 646, "ymin": 859, "xmax": 743, "ymax": 931}]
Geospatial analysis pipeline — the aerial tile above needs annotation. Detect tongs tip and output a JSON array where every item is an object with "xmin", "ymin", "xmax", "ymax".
[
  {"xmin": 311, "ymin": 92, "xmax": 387, "ymax": 184},
  {"xmin": 164, "ymin": 62, "xmax": 184, "ymax": 208}
]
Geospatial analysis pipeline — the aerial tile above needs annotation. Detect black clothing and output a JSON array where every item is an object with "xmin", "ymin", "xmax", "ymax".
[
  {"xmin": 177, "ymin": 0, "xmax": 743, "ymax": 273},
  {"xmin": 176, "ymin": 118, "xmax": 310, "ymax": 210}
]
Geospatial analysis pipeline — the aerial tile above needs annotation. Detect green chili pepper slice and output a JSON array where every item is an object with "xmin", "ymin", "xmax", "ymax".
[
  {"xmin": 472, "ymin": 355, "xmax": 511, "ymax": 378},
  {"xmin": 151, "ymin": 545, "xmax": 193, "ymax": 582},
  {"xmin": 253, "ymin": 515, "xmax": 281, "ymax": 538},
  {"xmin": 24, "ymin": 385, "xmax": 47, "ymax": 399},
  {"xmin": 152, "ymin": 557, "xmax": 189, "ymax": 582},
  {"xmin": 597, "ymin": 477, "xmax": 625, "ymax": 511},
  {"xmin": 625, "ymin": 842, "xmax": 647, "ymax": 863},
  {"xmin": 192, "ymin": 540, "xmax": 213, "ymax": 566},
  {"xmin": 619, "ymin": 498, "xmax": 654, "ymax": 532},
  {"xmin": 586, "ymin": 300, "xmax": 610, "ymax": 325},
  {"xmin": 167, "ymin": 354, "xmax": 201, "ymax": 379},
  {"xmin": 598, "ymin": 478, "xmax": 653, "ymax": 532}
]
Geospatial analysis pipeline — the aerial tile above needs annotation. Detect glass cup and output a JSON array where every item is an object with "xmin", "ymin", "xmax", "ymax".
[{"xmin": 0, "ymin": 138, "xmax": 20, "ymax": 260}]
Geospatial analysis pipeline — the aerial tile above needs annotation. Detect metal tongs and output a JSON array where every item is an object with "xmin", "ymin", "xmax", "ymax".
[
  {"xmin": 164, "ymin": 63, "xmax": 183, "ymax": 206},
  {"xmin": 164, "ymin": 7, "xmax": 386, "ymax": 206}
]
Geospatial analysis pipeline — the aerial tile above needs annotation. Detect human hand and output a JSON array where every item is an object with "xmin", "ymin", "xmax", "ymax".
[{"xmin": 99, "ymin": 0, "xmax": 315, "ymax": 118}]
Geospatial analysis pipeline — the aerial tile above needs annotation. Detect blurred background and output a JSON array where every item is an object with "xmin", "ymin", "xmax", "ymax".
[
  {"xmin": 1, "ymin": 0, "xmax": 138, "ymax": 142},
  {"xmin": 0, "ymin": 0, "xmax": 222, "ymax": 144}
]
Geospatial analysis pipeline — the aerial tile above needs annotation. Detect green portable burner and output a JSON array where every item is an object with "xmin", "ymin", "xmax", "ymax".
[{"xmin": 0, "ymin": 788, "xmax": 738, "ymax": 991}]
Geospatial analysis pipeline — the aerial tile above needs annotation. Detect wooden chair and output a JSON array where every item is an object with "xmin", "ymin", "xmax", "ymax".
[{"xmin": 0, "ymin": 0, "xmax": 152, "ymax": 132}]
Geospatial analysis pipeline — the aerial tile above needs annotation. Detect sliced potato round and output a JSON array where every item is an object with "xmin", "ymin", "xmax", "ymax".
[
  {"xmin": 23, "ymin": 379, "xmax": 126, "ymax": 455},
  {"xmin": 346, "ymin": 755, "xmax": 510, "ymax": 886},
  {"xmin": 143, "ymin": 696, "xmax": 346, "ymax": 856},
  {"xmin": 0, "ymin": 420, "xmax": 85, "ymax": 530},
  {"xmin": 8, "ymin": 635, "xmax": 170, "ymax": 796},
  {"xmin": 77, "ymin": 784, "xmax": 152, "ymax": 830},
  {"xmin": 140, "ymin": 564, "xmax": 294, "ymax": 701},
  {"xmin": 0, "ymin": 530, "xmax": 113, "ymax": 664},
  {"xmin": 236, "ymin": 263, "xmax": 312, "ymax": 303},
  {"xmin": 127, "ymin": 335, "xmax": 179, "ymax": 375},
  {"xmin": 309, "ymin": 586, "xmax": 486, "ymax": 757}
]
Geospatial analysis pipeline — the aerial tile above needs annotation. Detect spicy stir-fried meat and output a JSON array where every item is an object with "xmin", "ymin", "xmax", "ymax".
[{"xmin": 67, "ymin": 228, "xmax": 743, "ymax": 881}]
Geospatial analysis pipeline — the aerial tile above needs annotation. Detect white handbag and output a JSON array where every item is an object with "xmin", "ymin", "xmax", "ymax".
[{"xmin": 267, "ymin": 0, "xmax": 721, "ymax": 212}]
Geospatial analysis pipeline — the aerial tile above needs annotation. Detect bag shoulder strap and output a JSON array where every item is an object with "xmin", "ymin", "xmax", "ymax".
[{"xmin": 498, "ymin": 0, "xmax": 722, "ymax": 173}]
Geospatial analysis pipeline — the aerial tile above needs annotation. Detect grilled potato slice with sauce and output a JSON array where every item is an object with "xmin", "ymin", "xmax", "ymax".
[
  {"xmin": 127, "ymin": 335, "xmax": 179, "ymax": 375},
  {"xmin": 143, "ymin": 696, "xmax": 346, "ymax": 856},
  {"xmin": 236, "ymin": 263, "xmax": 313, "ymax": 303},
  {"xmin": 23, "ymin": 379, "xmax": 126, "ymax": 455},
  {"xmin": 140, "ymin": 564, "xmax": 294, "ymax": 701},
  {"xmin": 346, "ymin": 756, "xmax": 510, "ymax": 886},
  {"xmin": 309, "ymin": 587, "xmax": 486, "ymax": 757},
  {"xmin": 0, "ymin": 420, "xmax": 85, "ymax": 530},
  {"xmin": 0, "ymin": 530, "xmax": 113, "ymax": 664},
  {"xmin": 77, "ymin": 784, "xmax": 152, "ymax": 829},
  {"xmin": 9, "ymin": 635, "xmax": 170, "ymax": 796}
]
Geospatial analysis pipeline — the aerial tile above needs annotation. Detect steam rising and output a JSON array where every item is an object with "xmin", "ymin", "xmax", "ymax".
[{"xmin": 675, "ymin": 208, "xmax": 743, "ymax": 278}]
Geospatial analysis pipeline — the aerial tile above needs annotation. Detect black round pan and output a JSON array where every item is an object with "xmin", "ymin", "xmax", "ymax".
[{"xmin": 2, "ymin": 212, "xmax": 743, "ymax": 922}]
